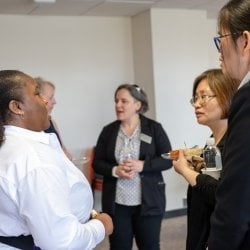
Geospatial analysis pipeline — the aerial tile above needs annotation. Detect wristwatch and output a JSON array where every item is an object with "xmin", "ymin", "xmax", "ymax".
[{"xmin": 91, "ymin": 209, "xmax": 99, "ymax": 219}]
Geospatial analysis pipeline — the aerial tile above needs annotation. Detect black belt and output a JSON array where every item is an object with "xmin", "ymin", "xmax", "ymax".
[{"xmin": 0, "ymin": 235, "xmax": 35, "ymax": 250}]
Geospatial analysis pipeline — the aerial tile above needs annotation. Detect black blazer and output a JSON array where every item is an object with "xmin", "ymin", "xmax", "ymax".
[
  {"xmin": 93, "ymin": 115, "xmax": 172, "ymax": 216},
  {"xmin": 209, "ymin": 79, "xmax": 250, "ymax": 250},
  {"xmin": 186, "ymin": 134, "xmax": 226, "ymax": 250}
]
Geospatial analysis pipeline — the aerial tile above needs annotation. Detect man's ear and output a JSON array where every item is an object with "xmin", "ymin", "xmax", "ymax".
[{"xmin": 8, "ymin": 100, "xmax": 24, "ymax": 115}]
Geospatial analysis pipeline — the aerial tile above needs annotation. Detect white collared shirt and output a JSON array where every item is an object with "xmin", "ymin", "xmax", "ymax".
[
  {"xmin": 238, "ymin": 71, "xmax": 250, "ymax": 89},
  {"xmin": 0, "ymin": 126, "xmax": 104, "ymax": 250}
]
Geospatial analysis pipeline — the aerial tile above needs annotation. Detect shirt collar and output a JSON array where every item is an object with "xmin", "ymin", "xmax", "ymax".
[
  {"xmin": 238, "ymin": 71, "xmax": 250, "ymax": 89},
  {"xmin": 4, "ymin": 125, "xmax": 51, "ymax": 145}
]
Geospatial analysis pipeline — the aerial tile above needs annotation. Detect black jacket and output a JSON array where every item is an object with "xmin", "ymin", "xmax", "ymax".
[
  {"xmin": 209, "ymin": 79, "xmax": 250, "ymax": 250},
  {"xmin": 186, "ymin": 134, "xmax": 226, "ymax": 250},
  {"xmin": 93, "ymin": 115, "xmax": 172, "ymax": 216}
]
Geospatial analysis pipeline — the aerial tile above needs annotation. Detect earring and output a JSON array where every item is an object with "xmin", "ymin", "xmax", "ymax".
[{"xmin": 18, "ymin": 111, "xmax": 24, "ymax": 118}]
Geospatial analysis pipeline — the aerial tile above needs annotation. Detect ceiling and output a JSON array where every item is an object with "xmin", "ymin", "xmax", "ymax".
[{"xmin": 0, "ymin": 0, "xmax": 228, "ymax": 18}]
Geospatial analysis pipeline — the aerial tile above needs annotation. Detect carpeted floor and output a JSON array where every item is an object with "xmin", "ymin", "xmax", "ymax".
[{"xmin": 94, "ymin": 215, "xmax": 187, "ymax": 250}]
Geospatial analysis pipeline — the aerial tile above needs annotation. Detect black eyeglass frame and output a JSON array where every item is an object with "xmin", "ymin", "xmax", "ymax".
[
  {"xmin": 213, "ymin": 32, "xmax": 242, "ymax": 52},
  {"xmin": 213, "ymin": 34, "xmax": 233, "ymax": 52}
]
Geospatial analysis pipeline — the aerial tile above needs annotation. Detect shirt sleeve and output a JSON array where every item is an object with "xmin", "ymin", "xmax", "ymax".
[
  {"xmin": 18, "ymin": 165, "xmax": 105, "ymax": 250},
  {"xmin": 195, "ymin": 174, "xmax": 218, "ymax": 207}
]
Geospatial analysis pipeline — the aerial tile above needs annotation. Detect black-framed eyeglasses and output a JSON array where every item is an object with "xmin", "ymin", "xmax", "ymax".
[
  {"xmin": 213, "ymin": 33, "xmax": 234, "ymax": 52},
  {"xmin": 213, "ymin": 32, "xmax": 242, "ymax": 52},
  {"xmin": 190, "ymin": 95, "xmax": 216, "ymax": 106}
]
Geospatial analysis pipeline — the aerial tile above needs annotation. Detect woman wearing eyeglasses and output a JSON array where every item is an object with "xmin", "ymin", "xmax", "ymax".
[
  {"xmin": 208, "ymin": 1, "xmax": 250, "ymax": 249},
  {"xmin": 173, "ymin": 69, "xmax": 238, "ymax": 250},
  {"xmin": 93, "ymin": 83, "xmax": 172, "ymax": 250}
]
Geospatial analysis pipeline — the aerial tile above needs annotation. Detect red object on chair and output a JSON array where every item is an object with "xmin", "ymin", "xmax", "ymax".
[{"xmin": 88, "ymin": 148, "xmax": 103, "ymax": 192}]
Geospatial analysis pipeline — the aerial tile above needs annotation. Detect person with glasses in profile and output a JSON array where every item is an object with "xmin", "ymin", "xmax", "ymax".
[
  {"xmin": 93, "ymin": 83, "xmax": 172, "ymax": 250},
  {"xmin": 207, "ymin": 0, "xmax": 250, "ymax": 249},
  {"xmin": 173, "ymin": 69, "xmax": 238, "ymax": 250}
]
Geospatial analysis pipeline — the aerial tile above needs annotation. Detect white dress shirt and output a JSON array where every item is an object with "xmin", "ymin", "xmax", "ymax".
[
  {"xmin": 0, "ymin": 126, "xmax": 105, "ymax": 250},
  {"xmin": 238, "ymin": 71, "xmax": 250, "ymax": 89}
]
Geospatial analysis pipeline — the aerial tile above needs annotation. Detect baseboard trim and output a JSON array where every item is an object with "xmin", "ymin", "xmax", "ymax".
[{"xmin": 164, "ymin": 208, "xmax": 187, "ymax": 219}]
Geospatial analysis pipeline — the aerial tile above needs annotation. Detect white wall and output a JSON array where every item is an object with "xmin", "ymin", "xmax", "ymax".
[
  {"xmin": 150, "ymin": 9, "xmax": 219, "ymax": 210},
  {"xmin": 0, "ymin": 15, "xmax": 134, "ymax": 158}
]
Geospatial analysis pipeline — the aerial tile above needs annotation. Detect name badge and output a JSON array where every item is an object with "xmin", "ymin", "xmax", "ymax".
[{"xmin": 140, "ymin": 133, "xmax": 152, "ymax": 144}]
